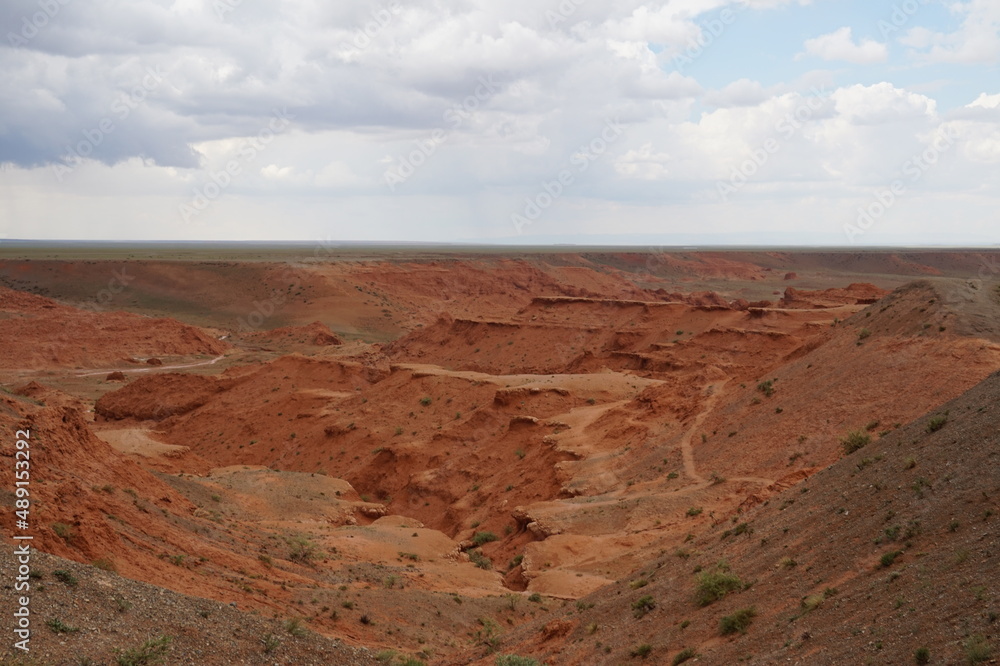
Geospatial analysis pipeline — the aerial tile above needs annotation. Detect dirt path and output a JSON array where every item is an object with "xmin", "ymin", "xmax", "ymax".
[
  {"xmin": 395, "ymin": 363, "xmax": 663, "ymax": 395},
  {"xmin": 680, "ymin": 380, "xmax": 728, "ymax": 485},
  {"xmin": 94, "ymin": 428, "xmax": 189, "ymax": 458},
  {"xmin": 75, "ymin": 355, "xmax": 226, "ymax": 377}
]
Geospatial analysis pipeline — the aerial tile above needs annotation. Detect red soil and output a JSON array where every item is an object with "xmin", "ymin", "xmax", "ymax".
[{"xmin": 2, "ymin": 252, "xmax": 999, "ymax": 664}]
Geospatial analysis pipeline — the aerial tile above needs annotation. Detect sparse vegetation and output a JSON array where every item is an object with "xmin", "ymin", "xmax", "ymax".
[
  {"xmin": 287, "ymin": 536, "xmax": 319, "ymax": 563},
  {"xmin": 92, "ymin": 558, "xmax": 116, "ymax": 572},
  {"xmin": 801, "ymin": 594, "xmax": 824, "ymax": 612},
  {"xmin": 695, "ymin": 563, "xmax": 743, "ymax": 607},
  {"xmin": 686, "ymin": 507, "xmax": 703, "ymax": 517},
  {"xmin": 260, "ymin": 633, "xmax": 281, "ymax": 654},
  {"xmin": 914, "ymin": 647, "xmax": 930, "ymax": 664},
  {"xmin": 672, "ymin": 648, "xmax": 697, "ymax": 665},
  {"xmin": 51, "ymin": 522, "xmax": 74, "ymax": 542},
  {"xmin": 46, "ymin": 618, "xmax": 79, "ymax": 634},
  {"xmin": 631, "ymin": 595, "xmax": 656, "ymax": 618},
  {"xmin": 964, "ymin": 634, "xmax": 992, "ymax": 664},
  {"xmin": 115, "ymin": 635, "xmax": 171, "ymax": 666},
  {"xmin": 52, "ymin": 569, "xmax": 78, "ymax": 587},
  {"xmin": 720, "ymin": 607, "xmax": 756, "ymax": 635},
  {"xmin": 841, "ymin": 430, "xmax": 871, "ymax": 455},
  {"xmin": 284, "ymin": 617, "xmax": 307, "ymax": 637},
  {"xmin": 926, "ymin": 413, "xmax": 948, "ymax": 433},
  {"xmin": 472, "ymin": 531, "xmax": 499, "ymax": 546},
  {"xmin": 757, "ymin": 380, "xmax": 775, "ymax": 397},
  {"xmin": 468, "ymin": 549, "xmax": 492, "ymax": 570},
  {"xmin": 629, "ymin": 643, "xmax": 653, "ymax": 658},
  {"xmin": 475, "ymin": 617, "xmax": 502, "ymax": 652},
  {"xmin": 880, "ymin": 550, "xmax": 903, "ymax": 568},
  {"xmin": 495, "ymin": 655, "xmax": 539, "ymax": 666}
]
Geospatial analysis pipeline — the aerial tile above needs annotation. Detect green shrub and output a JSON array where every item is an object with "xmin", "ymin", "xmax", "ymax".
[
  {"xmin": 964, "ymin": 634, "xmax": 992, "ymax": 663},
  {"xmin": 880, "ymin": 550, "xmax": 903, "ymax": 568},
  {"xmin": 92, "ymin": 558, "xmax": 117, "ymax": 572},
  {"xmin": 419, "ymin": 396, "xmax": 432, "ymax": 406},
  {"xmin": 284, "ymin": 617, "xmax": 307, "ymax": 637},
  {"xmin": 52, "ymin": 570, "xmax": 78, "ymax": 587},
  {"xmin": 469, "ymin": 549, "xmax": 492, "ymax": 570},
  {"xmin": 115, "ymin": 635, "xmax": 171, "ymax": 666},
  {"xmin": 672, "ymin": 648, "xmax": 697, "ymax": 665},
  {"xmin": 926, "ymin": 414, "xmax": 948, "ymax": 433},
  {"xmin": 630, "ymin": 643, "xmax": 653, "ymax": 658},
  {"xmin": 631, "ymin": 595, "xmax": 656, "ymax": 618},
  {"xmin": 46, "ymin": 618, "xmax": 79, "ymax": 634},
  {"xmin": 51, "ymin": 522, "xmax": 74, "ymax": 542},
  {"xmin": 695, "ymin": 562, "xmax": 743, "ymax": 606},
  {"xmin": 260, "ymin": 633, "xmax": 281, "ymax": 654},
  {"xmin": 495, "ymin": 656, "xmax": 540, "ymax": 666},
  {"xmin": 475, "ymin": 617, "xmax": 501, "ymax": 652},
  {"xmin": 801, "ymin": 594, "xmax": 824, "ymax": 612},
  {"xmin": 841, "ymin": 431, "xmax": 871, "ymax": 454},
  {"xmin": 695, "ymin": 565, "xmax": 743, "ymax": 607},
  {"xmin": 686, "ymin": 507, "xmax": 703, "ymax": 517},
  {"xmin": 858, "ymin": 328, "xmax": 872, "ymax": 340},
  {"xmin": 720, "ymin": 607, "xmax": 756, "ymax": 635},
  {"xmin": 528, "ymin": 593, "xmax": 542, "ymax": 603},
  {"xmin": 757, "ymin": 380, "xmax": 775, "ymax": 397},
  {"xmin": 287, "ymin": 536, "xmax": 318, "ymax": 562},
  {"xmin": 914, "ymin": 647, "xmax": 930, "ymax": 664},
  {"xmin": 472, "ymin": 531, "xmax": 499, "ymax": 546}
]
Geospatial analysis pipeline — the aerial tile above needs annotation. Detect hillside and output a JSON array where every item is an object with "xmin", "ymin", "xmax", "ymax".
[
  {"xmin": 471, "ymin": 367, "xmax": 1000, "ymax": 665},
  {"xmin": 1, "ymin": 253, "xmax": 998, "ymax": 664}
]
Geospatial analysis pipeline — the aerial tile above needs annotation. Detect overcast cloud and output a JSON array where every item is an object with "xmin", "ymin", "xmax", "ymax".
[{"xmin": 0, "ymin": 0, "xmax": 997, "ymax": 245}]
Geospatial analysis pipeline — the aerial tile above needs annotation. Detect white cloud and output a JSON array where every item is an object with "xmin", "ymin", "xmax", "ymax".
[
  {"xmin": 0, "ymin": 0, "xmax": 996, "ymax": 245},
  {"xmin": 703, "ymin": 79, "xmax": 770, "ymax": 107},
  {"xmin": 901, "ymin": 0, "xmax": 1000, "ymax": 65},
  {"xmin": 801, "ymin": 27, "xmax": 888, "ymax": 64}
]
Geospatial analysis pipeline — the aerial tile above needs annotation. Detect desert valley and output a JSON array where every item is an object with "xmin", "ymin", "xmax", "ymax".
[{"xmin": 1, "ymin": 246, "xmax": 998, "ymax": 666}]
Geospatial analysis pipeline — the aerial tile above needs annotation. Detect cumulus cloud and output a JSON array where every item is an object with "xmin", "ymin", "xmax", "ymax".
[
  {"xmin": 703, "ymin": 79, "xmax": 771, "ymax": 108},
  {"xmin": 901, "ymin": 0, "xmax": 1000, "ymax": 65},
  {"xmin": 0, "ymin": 0, "xmax": 996, "ymax": 244},
  {"xmin": 801, "ymin": 27, "xmax": 888, "ymax": 64}
]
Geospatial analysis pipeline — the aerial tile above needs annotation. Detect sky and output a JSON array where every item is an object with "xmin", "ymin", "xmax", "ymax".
[{"xmin": 0, "ymin": 0, "xmax": 998, "ymax": 246}]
